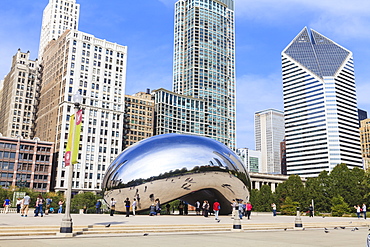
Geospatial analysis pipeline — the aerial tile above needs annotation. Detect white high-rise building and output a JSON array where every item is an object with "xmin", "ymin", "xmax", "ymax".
[
  {"xmin": 282, "ymin": 27, "xmax": 362, "ymax": 177},
  {"xmin": 254, "ymin": 109, "xmax": 285, "ymax": 174},
  {"xmin": 38, "ymin": 0, "xmax": 80, "ymax": 58},
  {"xmin": 36, "ymin": 30, "xmax": 127, "ymax": 192},
  {"xmin": 173, "ymin": 0, "xmax": 236, "ymax": 149}
]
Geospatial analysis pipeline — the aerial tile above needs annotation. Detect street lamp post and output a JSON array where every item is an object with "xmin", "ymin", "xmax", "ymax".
[{"xmin": 60, "ymin": 92, "xmax": 82, "ymax": 235}]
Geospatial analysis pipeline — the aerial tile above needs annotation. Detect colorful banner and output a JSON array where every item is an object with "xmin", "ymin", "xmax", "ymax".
[{"xmin": 64, "ymin": 109, "xmax": 82, "ymax": 166}]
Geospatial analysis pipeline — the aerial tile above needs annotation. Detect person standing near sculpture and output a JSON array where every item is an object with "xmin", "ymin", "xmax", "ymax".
[
  {"xmin": 203, "ymin": 200, "xmax": 210, "ymax": 217},
  {"xmin": 308, "ymin": 204, "xmax": 314, "ymax": 217},
  {"xmin": 231, "ymin": 199, "xmax": 237, "ymax": 219},
  {"xmin": 245, "ymin": 201, "xmax": 253, "ymax": 220},
  {"xmin": 213, "ymin": 199, "xmax": 220, "ymax": 221},
  {"xmin": 34, "ymin": 194, "xmax": 44, "ymax": 217},
  {"xmin": 363, "ymin": 204, "xmax": 367, "ymax": 220},
  {"xmin": 45, "ymin": 196, "xmax": 52, "ymax": 215},
  {"xmin": 58, "ymin": 199, "xmax": 64, "ymax": 214},
  {"xmin": 124, "ymin": 198, "xmax": 130, "ymax": 217},
  {"xmin": 195, "ymin": 200, "xmax": 201, "ymax": 215},
  {"xmin": 110, "ymin": 198, "xmax": 116, "ymax": 216},
  {"xmin": 132, "ymin": 198, "xmax": 137, "ymax": 216},
  {"xmin": 16, "ymin": 198, "xmax": 22, "ymax": 214},
  {"xmin": 155, "ymin": 198, "xmax": 161, "ymax": 216},
  {"xmin": 95, "ymin": 200, "xmax": 102, "ymax": 214}
]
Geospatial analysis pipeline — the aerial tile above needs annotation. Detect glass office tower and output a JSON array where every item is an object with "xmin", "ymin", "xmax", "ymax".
[
  {"xmin": 282, "ymin": 27, "xmax": 362, "ymax": 177},
  {"xmin": 173, "ymin": 0, "xmax": 236, "ymax": 149}
]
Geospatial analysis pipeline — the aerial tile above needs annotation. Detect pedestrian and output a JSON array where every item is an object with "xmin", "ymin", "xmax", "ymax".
[
  {"xmin": 21, "ymin": 193, "xmax": 31, "ymax": 217},
  {"xmin": 110, "ymin": 198, "xmax": 116, "ymax": 216},
  {"xmin": 203, "ymin": 200, "xmax": 210, "ymax": 217},
  {"xmin": 58, "ymin": 199, "xmax": 64, "ymax": 214},
  {"xmin": 95, "ymin": 200, "xmax": 102, "ymax": 214},
  {"xmin": 178, "ymin": 201, "xmax": 184, "ymax": 215},
  {"xmin": 16, "ymin": 198, "xmax": 22, "ymax": 214},
  {"xmin": 155, "ymin": 198, "xmax": 161, "ymax": 216},
  {"xmin": 354, "ymin": 205, "xmax": 361, "ymax": 219},
  {"xmin": 132, "ymin": 198, "xmax": 137, "ymax": 216},
  {"xmin": 124, "ymin": 198, "xmax": 130, "ymax": 217},
  {"xmin": 184, "ymin": 201, "xmax": 188, "ymax": 215},
  {"xmin": 245, "ymin": 202, "xmax": 252, "ymax": 220},
  {"xmin": 195, "ymin": 200, "xmax": 201, "ymax": 215},
  {"xmin": 213, "ymin": 199, "xmax": 220, "ymax": 221},
  {"xmin": 149, "ymin": 204, "xmax": 156, "ymax": 216},
  {"xmin": 166, "ymin": 203, "xmax": 171, "ymax": 215},
  {"xmin": 238, "ymin": 200, "xmax": 244, "ymax": 219},
  {"xmin": 271, "ymin": 203, "xmax": 277, "ymax": 216},
  {"xmin": 34, "ymin": 194, "xmax": 44, "ymax": 217},
  {"xmin": 45, "ymin": 196, "xmax": 52, "ymax": 215},
  {"xmin": 363, "ymin": 203, "xmax": 367, "ymax": 220},
  {"xmin": 3, "ymin": 197, "xmax": 11, "ymax": 214},
  {"xmin": 308, "ymin": 204, "xmax": 314, "ymax": 217},
  {"xmin": 231, "ymin": 199, "xmax": 237, "ymax": 219}
]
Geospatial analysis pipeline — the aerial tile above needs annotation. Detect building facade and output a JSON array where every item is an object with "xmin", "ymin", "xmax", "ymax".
[
  {"xmin": 173, "ymin": 0, "xmax": 236, "ymax": 149},
  {"xmin": 35, "ymin": 30, "xmax": 127, "ymax": 192},
  {"xmin": 358, "ymin": 109, "xmax": 368, "ymax": 127},
  {"xmin": 0, "ymin": 136, "xmax": 54, "ymax": 192},
  {"xmin": 0, "ymin": 50, "xmax": 40, "ymax": 139},
  {"xmin": 254, "ymin": 109, "xmax": 284, "ymax": 174},
  {"xmin": 38, "ymin": 0, "xmax": 80, "ymax": 58},
  {"xmin": 282, "ymin": 27, "xmax": 362, "ymax": 177},
  {"xmin": 360, "ymin": 119, "xmax": 370, "ymax": 170},
  {"xmin": 236, "ymin": 148, "xmax": 261, "ymax": 173},
  {"xmin": 123, "ymin": 91, "xmax": 154, "ymax": 149},
  {"xmin": 152, "ymin": 88, "xmax": 206, "ymax": 136}
]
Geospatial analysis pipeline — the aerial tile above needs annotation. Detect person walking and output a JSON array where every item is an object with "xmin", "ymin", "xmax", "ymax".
[
  {"xmin": 245, "ymin": 201, "xmax": 252, "ymax": 220},
  {"xmin": 3, "ymin": 197, "xmax": 11, "ymax": 214},
  {"xmin": 363, "ymin": 204, "xmax": 367, "ymax": 220},
  {"xmin": 238, "ymin": 200, "xmax": 244, "ymax": 219},
  {"xmin": 110, "ymin": 198, "xmax": 116, "ymax": 216},
  {"xmin": 21, "ymin": 194, "xmax": 31, "ymax": 217},
  {"xmin": 124, "ymin": 198, "xmax": 130, "ymax": 217},
  {"xmin": 45, "ymin": 196, "xmax": 52, "ymax": 215},
  {"xmin": 34, "ymin": 194, "xmax": 44, "ymax": 217},
  {"xmin": 213, "ymin": 199, "xmax": 220, "ymax": 221},
  {"xmin": 58, "ymin": 200, "xmax": 64, "ymax": 214},
  {"xmin": 308, "ymin": 204, "xmax": 314, "ymax": 217},
  {"xmin": 95, "ymin": 200, "xmax": 102, "ymax": 214},
  {"xmin": 231, "ymin": 199, "xmax": 237, "ymax": 219},
  {"xmin": 203, "ymin": 200, "xmax": 210, "ymax": 217},
  {"xmin": 132, "ymin": 198, "xmax": 137, "ymax": 216},
  {"xmin": 271, "ymin": 203, "xmax": 277, "ymax": 216},
  {"xmin": 16, "ymin": 198, "xmax": 22, "ymax": 214}
]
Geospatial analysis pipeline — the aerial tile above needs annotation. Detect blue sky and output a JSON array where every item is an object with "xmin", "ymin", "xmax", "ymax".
[{"xmin": 1, "ymin": 0, "xmax": 370, "ymax": 149}]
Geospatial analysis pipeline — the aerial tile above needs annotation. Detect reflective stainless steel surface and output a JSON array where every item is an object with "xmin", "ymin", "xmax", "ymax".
[{"xmin": 102, "ymin": 134, "xmax": 250, "ymax": 214}]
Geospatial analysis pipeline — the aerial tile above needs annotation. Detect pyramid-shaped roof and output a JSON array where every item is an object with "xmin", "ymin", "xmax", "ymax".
[{"xmin": 283, "ymin": 27, "xmax": 351, "ymax": 78}]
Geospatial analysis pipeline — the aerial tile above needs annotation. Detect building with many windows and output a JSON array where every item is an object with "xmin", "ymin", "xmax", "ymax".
[
  {"xmin": 0, "ymin": 50, "xmax": 40, "ymax": 139},
  {"xmin": 123, "ymin": 91, "xmax": 154, "ymax": 149},
  {"xmin": 254, "ymin": 109, "xmax": 284, "ymax": 174},
  {"xmin": 35, "ymin": 29, "xmax": 127, "ymax": 192},
  {"xmin": 38, "ymin": 0, "xmax": 80, "ymax": 58},
  {"xmin": 282, "ymin": 27, "xmax": 362, "ymax": 177},
  {"xmin": 360, "ymin": 119, "xmax": 370, "ymax": 170},
  {"xmin": 173, "ymin": 0, "xmax": 236, "ymax": 149},
  {"xmin": 0, "ymin": 135, "xmax": 54, "ymax": 192},
  {"xmin": 153, "ymin": 88, "xmax": 206, "ymax": 137},
  {"xmin": 236, "ymin": 148, "xmax": 261, "ymax": 173}
]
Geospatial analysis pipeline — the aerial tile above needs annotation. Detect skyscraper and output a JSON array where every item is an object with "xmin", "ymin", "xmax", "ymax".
[
  {"xmin": 38, "ymin": 0, "xmax": 80, "ymax": 58},
  {"xmin": 173, "ymin": 0, "xmax": 236, "ymax": 149},
  {"xmin": 282, "ymin": 27, "xmax": 362, "ymax": 177},
  {"xmin": 254, "ymin": 109, "xmax": 285, "ymax": 174},
  {"xmin": 0, "ymin": 50, "xmax": 40, "ymax": 139}
]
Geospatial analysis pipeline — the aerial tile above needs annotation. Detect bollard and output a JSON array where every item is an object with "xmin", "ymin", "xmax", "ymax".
[
  {"xmin": 294, "ymin": 207, "xmax": 303, "ymax": 228},
  {"xmin": 232, "ymin": 209, "xmax": 242, "ymax": 232}
]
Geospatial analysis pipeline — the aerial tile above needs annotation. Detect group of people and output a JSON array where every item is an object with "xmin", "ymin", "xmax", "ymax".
[
  {"xmin": 109, "ymin": 197, "xmax": 140, "ymax": 217},
  {"xmin": 354, "ymin": 204, "xmax": 367, "ymax": 219},
  {"xmin": 231, "ymin": 199, "xmax": 253, "ymax": 220}
]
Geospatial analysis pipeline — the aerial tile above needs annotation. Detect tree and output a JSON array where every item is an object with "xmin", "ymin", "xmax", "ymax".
[
  {"xmin": 280, "ymin": 196, "xmax": 299, "ymax": 215},
  {"xmin": 275, "ymin": 175, "xmax": 305, "ymax": 207},
  {"xmin": 71, "ymin": 192, "xmax": 97, "ymax": 212},
  {"xmin": 331, "ymin": 195, "xmax": 350, "ymax": 217},
  {"xmin": 305, "ymin": 170, "xmax": 332, "ymax": 213}
]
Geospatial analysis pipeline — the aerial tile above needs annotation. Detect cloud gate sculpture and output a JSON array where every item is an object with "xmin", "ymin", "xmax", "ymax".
[{"xmin": 102, "ymin": 134, "xmax": 251, "ymax": 214}]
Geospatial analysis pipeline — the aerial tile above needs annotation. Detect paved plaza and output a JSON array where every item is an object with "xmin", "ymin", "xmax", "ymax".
[{"xmin": 0, "ymin": 212, "xmax": 369, "ymax": 246}]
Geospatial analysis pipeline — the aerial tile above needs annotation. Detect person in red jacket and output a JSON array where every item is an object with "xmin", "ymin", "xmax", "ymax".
[
  {"xmin": 245, "ymin": 202, "xmax": 253, "ymax": 220},
  {"xmin": 213, "ymin": 199, "xmax": 220, "ymax": 221}
]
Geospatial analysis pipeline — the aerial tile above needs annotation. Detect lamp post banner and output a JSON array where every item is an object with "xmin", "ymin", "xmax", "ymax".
[
  {"xmin": 64, "ymin": 114, "xmax": 75, "ymax": 166},
  {"xmin": 72, "ymin": 109, "xmax": 82, "ymax": 164}
]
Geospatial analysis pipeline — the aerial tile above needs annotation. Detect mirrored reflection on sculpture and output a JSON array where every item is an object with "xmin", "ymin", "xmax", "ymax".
[{"xmin": 102, "ymin": 134, "xmax": 251, "ymax": 214}]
